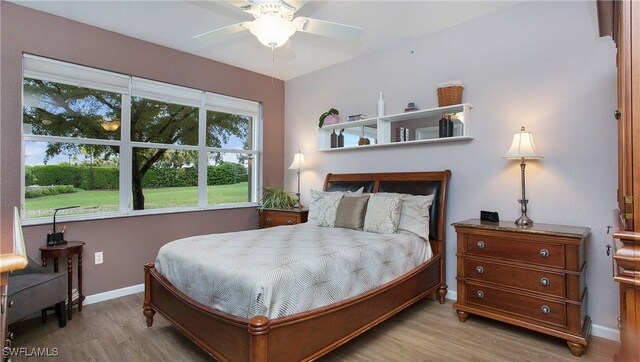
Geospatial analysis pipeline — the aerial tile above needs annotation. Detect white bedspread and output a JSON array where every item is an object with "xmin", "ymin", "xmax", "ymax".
[{"xmin": 155, "ymin": 223, "xmax": 432, "ymax": 319}]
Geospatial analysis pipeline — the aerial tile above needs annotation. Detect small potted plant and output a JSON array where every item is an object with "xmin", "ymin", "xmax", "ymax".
[
  {"xmin": 259, "ymin": 186, "xmax": 297, "ymax": 211},
  {"xmin": 318, "ymin": 108, "xmax": 339, "ymax": 128}
]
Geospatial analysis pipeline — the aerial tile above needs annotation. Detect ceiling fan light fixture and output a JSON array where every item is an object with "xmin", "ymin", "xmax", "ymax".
[
  {"xmin": 247, "ymin": 15, "xmax": 296, "ymax": 48},
  {"xmin": 101, "ymin": 119, "xmax": 120, "ymax": 131}
]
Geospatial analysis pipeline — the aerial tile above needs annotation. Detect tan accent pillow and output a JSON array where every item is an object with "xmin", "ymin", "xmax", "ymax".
[
  {"xmin": 308, "ymin": 187, "xmax": 364, "ymax": 223},
  {"xmin": 363, "ymin": 194, "xmax": 402, "ymax": 234},
  {"xmin": 335, "ymin": 195, "xmax": 370, "ymax": 230}
]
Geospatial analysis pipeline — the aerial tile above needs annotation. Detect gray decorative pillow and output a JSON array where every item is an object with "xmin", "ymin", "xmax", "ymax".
[
  {"xmin": 335, "ymin": 195, "xmax": 370, "ymax": 230},
  {"xmin": 378, "ymin": 192, "xmax": 434, "ymax": 240},
  {"xmin": 316, "ymin": 193, "xmax": 344, "ymax": 227},
  {"xmin": 308, "ymin": 187, "xmax": 364, "ymax": 223},
  {"xmin": 363, "ymin": 194, "xmax": 402, "ymax": 234}
]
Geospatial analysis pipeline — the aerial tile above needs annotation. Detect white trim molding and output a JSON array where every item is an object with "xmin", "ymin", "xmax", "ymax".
[
  {"xmin": 83, "ymin": 285, "xmax": 620, "ymax": 343},
  {"xmin": 444, "ymin": 291, "xmax": 619, "ymax": 342},
  {"xmin": 84, "ymin": 283, "xmax": 144, "ymax": 305}
]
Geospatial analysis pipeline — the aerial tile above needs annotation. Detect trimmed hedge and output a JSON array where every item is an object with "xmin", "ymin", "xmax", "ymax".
[
  {"xmin": 26, "ymin": 162, "xmax": 247, "ymax": 189},
  {"xmin": 142, "ymin": 167, "xmax": 198, "ymax": 188},
  {"xmin": 25, "ymin": 185, "xmax": 77, "ymax": 198},
  {"xmin": 207, "ymin": 162, "xmax": 248, "ymax": 185},
  {"xmin": 28, "ymin": 165, "xmax": 119, "ymax": 190}
]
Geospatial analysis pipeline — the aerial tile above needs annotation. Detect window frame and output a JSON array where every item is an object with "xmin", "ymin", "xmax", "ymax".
[{"xmin": 21, "ymin": 55, "xmax": 262, "ymax": 225}]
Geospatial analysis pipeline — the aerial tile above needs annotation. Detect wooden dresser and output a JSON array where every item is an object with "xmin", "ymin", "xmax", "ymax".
[
  {"xmin": 453, "ymin": 219, "xmax": 590, "ymax": 357},
  {"xmin": 258, "ymin": 208, "xmax": 308, "ymax": 228},
  {"xmin": 597, "ymin": 0, "xmax": 640, "ymax": 360}
]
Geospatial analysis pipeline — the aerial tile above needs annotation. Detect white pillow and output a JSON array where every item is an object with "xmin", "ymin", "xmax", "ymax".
[
  {"xmin": 308, "ymin": 187, "xmax": 364, "ymax": 223},
  {"xmin": 316, "ymin": 193, "xmax": 344, "ymax": 227},
  {"xmin": 378, "ymin": 192, "xmax": 434, "ymax": 240},
  {"xmin": 363, "ymin": 194, "xmax": 402, "ymax": 234}
]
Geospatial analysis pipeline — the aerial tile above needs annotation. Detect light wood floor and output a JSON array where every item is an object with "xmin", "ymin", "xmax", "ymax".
[{"xmin": 9, "ymin": 293, "xmax": 618, "ymax": 361}]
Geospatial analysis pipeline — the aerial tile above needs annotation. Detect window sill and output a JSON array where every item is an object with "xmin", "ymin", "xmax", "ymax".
[{"xmin": 21, "ymin": 202, "xmax": 260, "ymax": 226}]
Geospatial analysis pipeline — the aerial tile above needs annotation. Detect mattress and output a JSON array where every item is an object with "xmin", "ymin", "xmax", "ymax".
[{"xmin": 155, "ymin": 223, "xmax": 432, "ymax": 319}]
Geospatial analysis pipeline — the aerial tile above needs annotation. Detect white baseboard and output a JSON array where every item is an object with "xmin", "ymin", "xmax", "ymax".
[
  {"xmin": 590, "ymin": 324, "xmax": 620, "ymax": 342},
  {"xmin": 84, "ymin": 283, "xmax": 144, "ymax": 305},
  {"xmin": 84, "ymin": 284, "xmax": 621, "ymax": 342},
  {"xmin": 446, "ymin": 290, "xmax": 457, "ymax": 301},
  {"xmin": 444, "ymin": 290, "xmax": 619, "ymax": 342}
]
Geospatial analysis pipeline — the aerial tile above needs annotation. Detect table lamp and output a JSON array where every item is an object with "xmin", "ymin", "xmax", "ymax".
[
  {"xmin": 503, "ymin": 127, "xmax": 543, "ymax": 226},
  {"xmin": 288, "ymin": 150, "xmax": 305, "ymax": 208}
]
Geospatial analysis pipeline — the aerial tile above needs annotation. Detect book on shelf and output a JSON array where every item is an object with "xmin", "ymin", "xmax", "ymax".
[
  {"xmin": 347, "ymin": 114, "xmax": 367, "ymax": 122},
  {"xmin": 65, "ymin": 288, "xmax": 80, "ymax": 305}
]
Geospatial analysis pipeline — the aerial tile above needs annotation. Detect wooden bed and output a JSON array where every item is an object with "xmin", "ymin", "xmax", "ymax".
[{"xmin": 143, "ymin": 170, "xmax": 451, "ymax": 361}]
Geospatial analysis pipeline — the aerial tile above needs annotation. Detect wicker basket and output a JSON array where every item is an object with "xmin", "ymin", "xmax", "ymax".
[{"xmin": 437, "ymin": 86, "xmax": 463, "ymax": 107}]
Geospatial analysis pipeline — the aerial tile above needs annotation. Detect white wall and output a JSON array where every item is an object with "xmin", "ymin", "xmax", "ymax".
[{"xmin": 284, "ymin": 1, "xmax": 619, "ymax": 336}]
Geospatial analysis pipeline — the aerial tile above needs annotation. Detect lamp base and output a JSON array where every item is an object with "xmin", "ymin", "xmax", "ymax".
[
  {"xmin": 294, "ymin": 192, "xmax": 301, "ymax": 209},
  {"xmin": 514, "ymin": 214, "xmax": 533, "ymax": 227}
]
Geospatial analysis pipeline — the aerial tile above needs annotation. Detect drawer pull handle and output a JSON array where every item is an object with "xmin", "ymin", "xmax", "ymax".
[
  {"xmin": 266, "ymin": 217, "xmax": 272, "ymax": 222},
  {"xmin": 541, "ymin": 305, "xmax": 551, "ymax": 314},
  {"xmin": 477, "ymin": 240, "xmax": 485, "ymax": 249},
  {"xmin": 7, "ymin": 300, "xmax": 14, "ymax": 308},
  {"xmin": 539, "ymin": 249, "xmax": 549, "ymax": 258},
  {"xmin": 476, "ymin": 266, "xmax": 484, "ymax": 274},
  {"xmin": 540, "ymin": 277, "xmax": 550, "ymax": 286},
  {"xmin": 287, "ymin": 220, "xmax": 293, "ymax": 225},
  {"xmin": 476, "ymin": 290, "xmax": 485, "ymax": 299}
]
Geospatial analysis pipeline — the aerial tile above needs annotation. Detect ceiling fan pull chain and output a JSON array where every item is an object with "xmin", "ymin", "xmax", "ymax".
[{"xmin": 271, "ymin": 45, "xmax": 275, "ymax": 85}]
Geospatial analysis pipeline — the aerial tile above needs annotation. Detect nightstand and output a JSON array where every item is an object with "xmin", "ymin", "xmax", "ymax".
[
  {"xmin": 259, "ymin": 208, "xmax": 308, "ymax": 228},
  {"xmin": 452, "ymin": 219, "xmax": 590, "ymax": 357},
  {"xmin": 40, "ymin": 241, "xmax": 85, "ymax": 320}
]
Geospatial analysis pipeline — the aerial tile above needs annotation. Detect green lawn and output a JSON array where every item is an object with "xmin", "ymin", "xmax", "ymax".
[{"xmin": 25, "ymin": 182, "xmax": 250, "ymax": 218}]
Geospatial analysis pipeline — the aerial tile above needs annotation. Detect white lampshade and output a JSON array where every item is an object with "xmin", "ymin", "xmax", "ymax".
[
  {"xmin": 503, "ymin": 127, "xmax": 543, "ymax": 160},
  {"xmin": 288, "ymin": 151, "xmax": 305, "ymax": 170},
  {"xmin": 246, "ymin": 16, "xmax": 296, "ymax": 48}
]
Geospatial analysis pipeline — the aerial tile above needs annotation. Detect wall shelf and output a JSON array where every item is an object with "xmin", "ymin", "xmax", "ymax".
[{"xmin": 317, "ymin": 103, "xmax": 473, "ymax": 151}]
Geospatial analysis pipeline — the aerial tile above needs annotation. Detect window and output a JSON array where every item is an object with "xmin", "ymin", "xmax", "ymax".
[{"xmin": 22, "ymin": 55, "xmax": 261, "ymax": 221}]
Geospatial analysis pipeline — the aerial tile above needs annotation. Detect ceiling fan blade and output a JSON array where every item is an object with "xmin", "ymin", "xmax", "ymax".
[
  {"xmin": 192, "ymin": 22, "xmax": 250, "ymax": 40},
  {"xmin": 293, "ymin": 17, "xmax": 363, "ymax": 41}
]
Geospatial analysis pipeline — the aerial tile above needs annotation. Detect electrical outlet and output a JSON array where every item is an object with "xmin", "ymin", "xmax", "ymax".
[{"xmin": 95, "ymin": 251, "xmax": 103, "ymax": 265}]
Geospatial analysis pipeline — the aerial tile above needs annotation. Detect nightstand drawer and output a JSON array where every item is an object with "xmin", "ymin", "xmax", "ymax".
[
  {"xmin": 259, "ymin": 209, "xmax": 308, "ymax": 228},
  {"xmin": 466, "ymin": 234, "xmax": 565, "ymax": 268},
  {"xmin": 263, "ymin": 214, "xmax": 297, "ymax": 227},
  {"xmin": 465, "ymin": 259, "xmax": 566, "ymax": 298},
  {"xmin": 466, "ymin": 283, "xmax": 566, "ymax": 327}
]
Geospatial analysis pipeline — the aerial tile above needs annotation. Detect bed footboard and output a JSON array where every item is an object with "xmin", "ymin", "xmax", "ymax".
[{"xmin": 144, "ymin": 256, "xmax": 442, "ymax": 362}]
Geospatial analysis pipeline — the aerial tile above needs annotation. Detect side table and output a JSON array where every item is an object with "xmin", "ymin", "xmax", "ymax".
[{"xmin": 39, "ymin": 241, "xmax": 85, "ymax": 320}]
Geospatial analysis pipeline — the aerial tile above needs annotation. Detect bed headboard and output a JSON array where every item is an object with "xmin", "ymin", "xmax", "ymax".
[{"xmin": 323, "ymin": 171, "xmax": 451, "ymax": 254}]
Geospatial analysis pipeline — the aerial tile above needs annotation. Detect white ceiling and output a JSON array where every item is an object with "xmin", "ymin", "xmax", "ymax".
[{"xmin": 12, "ymin": 1, "xmax": 516, "ymax": 81}]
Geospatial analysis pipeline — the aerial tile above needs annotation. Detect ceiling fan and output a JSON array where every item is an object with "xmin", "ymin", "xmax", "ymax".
[{"xmin": 193, "ymin": 0, "xmax": 364, "ymax": 49}]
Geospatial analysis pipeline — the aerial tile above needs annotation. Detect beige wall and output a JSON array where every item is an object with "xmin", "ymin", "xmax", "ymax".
[
  {"xmin": 285, "ymin": 1, "xmax": 620, "ymax": 337},
  {"xmin": 0, "ymin": 2, "xmax": 285, "ymax": 294}
]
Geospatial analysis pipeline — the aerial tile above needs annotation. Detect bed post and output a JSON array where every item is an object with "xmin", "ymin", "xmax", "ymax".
[
  {"xmin": 249, "ymin": 316, "xmax": 269, "ymax": 362},
  {"xmin": 143, "ymin": 262, "xmax": 156, "ymax": 327},
  {"xmin": 437, "ymin": 170, "xmax": 451, "ymax": 304},
  {"xmin": 437, "ymin": 284, "xmax": 448, "ymax": 304}
]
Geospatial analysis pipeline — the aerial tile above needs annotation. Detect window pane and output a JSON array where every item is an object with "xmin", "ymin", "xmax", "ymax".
[
  {"xmin": 206, "ymin": 111, "xmax": 253, "ymax": 150},
  {"xmin": 23, "ymin": 78, "xmax": 122, "ymax": 140},
  {"xmin": 131, "ymin": 97, "xmax": 198, "ymax": 145},
  {"xmin": 133, "ymin": 148, "xmax": 198, "ymax": 210},
  {"xmin": 24, "ymin": 141, "xmax": 120, "ymax": 219},
  {"xmin": 207, "ymin": 152, "xmax": 252, "ymax": 205}
]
